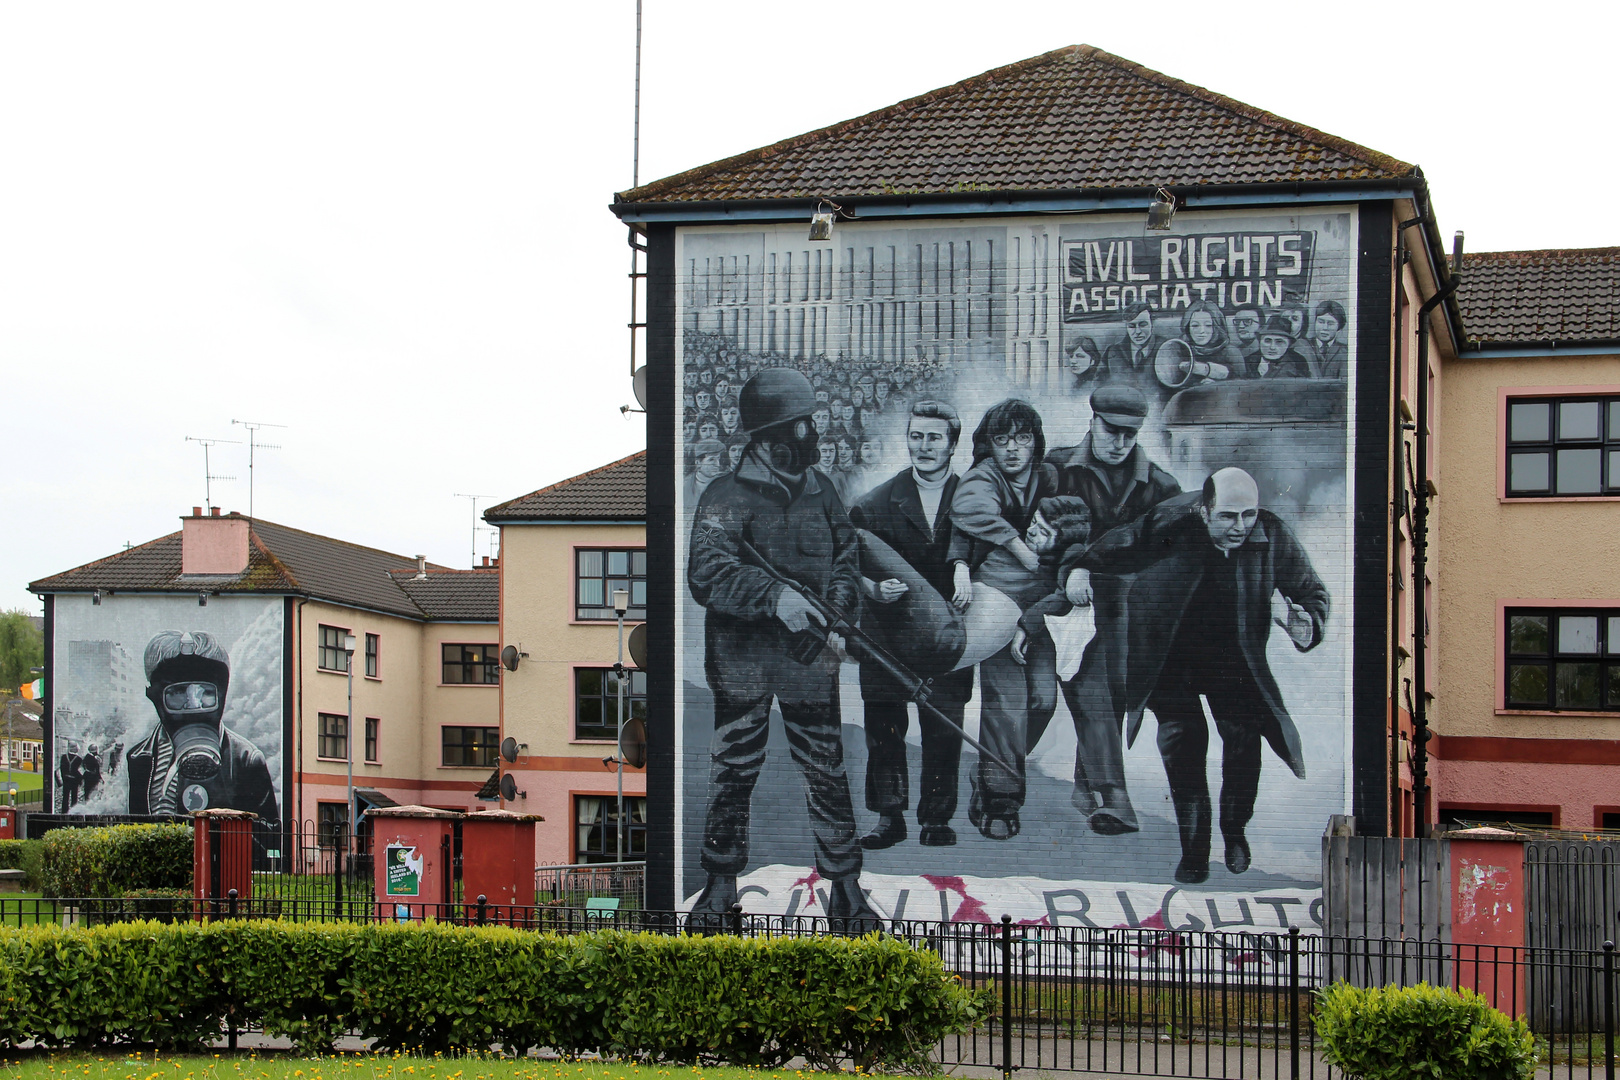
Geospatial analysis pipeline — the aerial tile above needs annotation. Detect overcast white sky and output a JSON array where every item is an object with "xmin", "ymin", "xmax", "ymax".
[{"xmin": 3, "ymin": 1, "xmax": 1612, "ymax": 611}]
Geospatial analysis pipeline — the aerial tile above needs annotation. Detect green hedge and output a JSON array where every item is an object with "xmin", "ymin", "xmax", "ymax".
[
  {"xmin": 1315, "ymin": 981, "xmax": 1537, "ymax": 1080},
  {"xmin": 0, "ymin": 921, "xmax": 986, "ymax": 1064},
  {"xmin": 0, "ymin": 839, "xmax": 43, "ymax": 891},
  {"xmin": 40, "ymin": 824, "xmax": 192, "ymax": 898}
]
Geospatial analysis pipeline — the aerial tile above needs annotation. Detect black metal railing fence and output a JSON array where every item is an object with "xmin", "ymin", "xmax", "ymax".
[{"xmin": 2, "ymin": 896, "xmax": 1615, "ymax": 1079}]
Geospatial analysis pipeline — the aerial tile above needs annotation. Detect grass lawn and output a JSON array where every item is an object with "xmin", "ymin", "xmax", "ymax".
[
  {"xmin": 1, "ymin": 771, "xmax": 42, "ymax": 792},
  {"xmin": 0, "ymin": 1056, "xmax": 820, "ymax": 1080}
]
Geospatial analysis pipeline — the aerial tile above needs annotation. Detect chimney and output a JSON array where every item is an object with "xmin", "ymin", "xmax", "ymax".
[
  {"xmin": 415, "ymin": 555, "xmax": 427, "ymax": 580},
  {"xmin": 182, "ymin": 506, "xmax": 251, "ymax": 576},
  {"xmin": 481, "ymin": 556, "xmax": 489, "ymax": 567},
  {"xmin": 211, "ymin": 507, "xmax": 222, "ymax": 517}
]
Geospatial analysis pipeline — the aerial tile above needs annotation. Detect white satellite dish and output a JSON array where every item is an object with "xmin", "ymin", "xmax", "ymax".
[{"xmin": 632, "ymin": 366, "xmax": 648, "ymax": 411}]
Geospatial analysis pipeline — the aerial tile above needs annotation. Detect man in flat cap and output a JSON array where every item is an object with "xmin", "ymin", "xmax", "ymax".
[{"xmin": 1042, "ymin": 386, "xmax": 1182, "ymax": 833}]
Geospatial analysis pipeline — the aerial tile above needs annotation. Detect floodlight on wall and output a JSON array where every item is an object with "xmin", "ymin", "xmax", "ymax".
[
  {"xmin": 92, "ymin": 590, "xmax": 102, "ymax": 606},
  {"xmin": 198, "ymin": 592, "xmax": 208, "ymax": 607},
  {"xmin": 1146, "ymin": 187, "xmax": 1177, "ymax": 231},
  {"xmin": 808, "ymin": 199, "xmax": 843, "ymax": 242}
]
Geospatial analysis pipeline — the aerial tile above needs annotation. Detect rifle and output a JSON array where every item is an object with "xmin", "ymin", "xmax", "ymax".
[{"xmin": 736, "ymin": 537, "xmax": 1017, "ymax": 776}]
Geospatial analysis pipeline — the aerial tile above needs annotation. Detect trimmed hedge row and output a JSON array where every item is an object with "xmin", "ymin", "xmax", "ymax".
[
  {"xmin": 1315, "ymin": 981, "xmax": 1537, "ymax": 1080},
  {"xmin": 0, "ymin": 921, "xmax": 986, "ymax": 1066},
  {"xmin": 41, "ymin": 824, "xmax": 192, "ymax": 898}
]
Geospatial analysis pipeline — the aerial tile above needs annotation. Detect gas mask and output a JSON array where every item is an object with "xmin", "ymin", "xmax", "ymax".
[
  {"xmin": 143, "ymin": 640, "xmax": 231, "ymax": 782},
  {"xmin": 757, "ymin": 417, "xmax": 819, "ymax": 475}
]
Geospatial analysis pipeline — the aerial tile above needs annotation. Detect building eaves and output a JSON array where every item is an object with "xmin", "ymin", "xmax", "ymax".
[
  {"xmin": 1457, "ymin": 247, "xmax": 1620, "ymax": 348},
  {"xmin": 485, "ymin": 451, "xmax": 646, "ymax": 524},
  {"xmin": 615, "ymin": 45, "xmax": 1413, "ymax": 208}
]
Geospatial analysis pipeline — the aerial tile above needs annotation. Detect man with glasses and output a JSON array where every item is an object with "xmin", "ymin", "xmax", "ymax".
[
  {"xmin": 1229, "ymin": 304, "xmax": 1265, "ymax": 377},
  {"xmin": 1045, "ymin": 387, "xmax": 1182, "ymax": 834}
]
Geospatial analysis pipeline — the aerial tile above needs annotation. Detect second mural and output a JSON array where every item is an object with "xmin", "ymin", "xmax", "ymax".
[{"xmin": 673, "ymin": 208, "xmax": 1356, "ymax": 935}]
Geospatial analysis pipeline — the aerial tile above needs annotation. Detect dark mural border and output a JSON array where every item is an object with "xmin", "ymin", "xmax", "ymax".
[
  {"xmin": 644, "ymin": 203, "xmax": 1401, "ymax": 907},
  {"xmin": 1350, "ymin": 200, "xmax": 1394, "ymax": 838},
  {"xmin": 645, "ymin": 223, "xmax": 678, "ymax": 910}
]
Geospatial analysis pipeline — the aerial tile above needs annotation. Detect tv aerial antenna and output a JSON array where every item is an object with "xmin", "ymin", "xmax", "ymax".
[
  {"xmin": 453, "ymin": 494, "xmax": 496, "ymax": 569},
  {"xmin": 184, "ymin": 436, "xmax": 240, "ymax": 512},
  {"xmin": 231, "ymin": 418, "xmax": 286, "ymax": 520}
]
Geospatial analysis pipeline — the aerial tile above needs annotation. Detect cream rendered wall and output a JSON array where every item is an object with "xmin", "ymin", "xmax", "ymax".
[
  {"xmin": 499, "ymin": 522, "xmax": 647, "ymax": 862},
  {"xmin": 295, "ymin": 601, "xmax": 426, "ymax": 822},
  {"xmin": 418, "ymin": 620, "xmax": 501, "ymax": 807},
  {"xmin": 1436, "ymin": 353, "xmax": 1620, "ymax": 743}
]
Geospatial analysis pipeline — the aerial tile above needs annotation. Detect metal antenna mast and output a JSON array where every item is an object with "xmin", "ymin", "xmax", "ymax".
[
  {"xmin": 184, "ymin": 436, "xmax": 240, "ymax": 512},
  {"xmin": 230, "ymin": 418, "xmax": 286, "ymax": 520},
  {"xmin": 453, "ymin": 494, "xmax": 495, "ymax": 568},
  {"xmin": 625, "ymin": 0, "xmax": 647, "ymax": 379}
]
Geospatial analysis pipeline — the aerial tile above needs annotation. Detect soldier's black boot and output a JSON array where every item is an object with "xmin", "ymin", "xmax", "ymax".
[
  {"xmin": 826, "ymin": 876, "xmax": 881, "ymax": 935},
  {"xmin": 1224, "ymin": 831, "xmax": 1252, "ymax": 874},
  {"xmin": 687, "ymin": 873, "xmax": 738, "ymax": 933}
]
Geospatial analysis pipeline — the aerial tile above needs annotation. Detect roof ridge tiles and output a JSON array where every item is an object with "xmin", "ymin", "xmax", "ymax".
[
  {"xmin": 245, "ymin": 515, "xmax": 442, "ymax": 570},
  {"xmin": 616, "ymin": 44, "xmax": 1412, "ymax": 205},
  {"xmin": 247, "ymin": 529, "xmax": 300, "ymax": 590},
  {"xmin": 1463, "ymin": 247, "xmax": 1620, "ymax": 263}
]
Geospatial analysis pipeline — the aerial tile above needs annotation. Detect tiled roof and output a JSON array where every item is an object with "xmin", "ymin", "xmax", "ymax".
[
  {"xmin": 27, "ymin": 516, "xmax": 491, "ymax": 622},
  {"xmin": 616, "ymin": 45, "xmax": 1412, "ymax": 205},
  {"xmin": 485, "ymin": 452, "xmax": 646, "ymax": 523},
  {"xmin": 389, "ymin": 569, "xmax": 500, "ymax": 621},
  {"xmin": 1, "ymin": 700, "xmax": 43, "ymax": 742},
  {"xmin": 1457, "ymin": 248, "xmax": 1620, "ymax": 346}
]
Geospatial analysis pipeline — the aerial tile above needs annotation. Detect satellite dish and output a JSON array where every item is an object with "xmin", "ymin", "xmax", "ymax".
[
  {"xmin": 500, "ymin": 736, "xmax": 519, "ymax": 763},
  {"xmin": 627, "ymin": 622, "xmax": 648, "ymax": 670},
  {"xmin": 500, "ymin": 644, "xmax": 520, "ymax": 672},
  {"xmin": 621, "ymin": 716, "xmax": 648, "ymax": 770},
  {"xmin": 632, "ymin": 365, "xmax": 648, "ymax": 411},
  {"xmin": 499, "ymin": 773, "xmax": 518, "ymax": 801}
]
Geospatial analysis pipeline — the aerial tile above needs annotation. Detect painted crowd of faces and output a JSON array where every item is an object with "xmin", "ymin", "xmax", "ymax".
[
  {"xmin": 1064, "ymin": 298, "xmax": 1351, "ymax": 384},
  {"xmin": 681, "ymin": 330, "xmax": 958, "ymax": 487}
]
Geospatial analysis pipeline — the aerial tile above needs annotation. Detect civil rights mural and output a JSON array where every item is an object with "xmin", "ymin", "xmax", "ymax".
[
  {"xmin": 673, "ymin": 209, "xmax": 1357, "ymax": 932},
  {"xmin": 51, "ymin": 595, "xmax": 284, "ymax": 819}
]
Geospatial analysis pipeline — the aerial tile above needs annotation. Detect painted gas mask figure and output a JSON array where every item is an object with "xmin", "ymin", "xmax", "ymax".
[{"xmin": 126, "ymin": 631, "xmax": 278, "ymax": 819}]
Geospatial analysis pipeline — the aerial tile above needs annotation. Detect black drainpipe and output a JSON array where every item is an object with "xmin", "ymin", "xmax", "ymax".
[
  {"xmin": 1389, "ymin": 237, "xmax": 1409, "ymax": 836},
  {"xmin": 1407, "ymin": 228, "xmax": 1462, "ymax": 838}
]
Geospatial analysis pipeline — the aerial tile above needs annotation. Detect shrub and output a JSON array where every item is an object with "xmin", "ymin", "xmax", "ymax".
[
  {"xmin": 1315, "ymin": 981, "xmax": 1537, "ymax": 1080},
  {"xmin": 40, "ymin": 824, "xmax": 192, "ymax": 898},
  {"xmin": 0, "ymin": 839, "xmax": 44, "ymax": 890},
  {"xmin": 0, "ymin": 920, "xmax": 987, "ymax": 1062}
]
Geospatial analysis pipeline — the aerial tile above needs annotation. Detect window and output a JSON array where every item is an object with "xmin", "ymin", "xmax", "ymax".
[
  {"xmin": 1506, "ymin": 396, "xmax": 1620, "ymax": 496},
  {"xmin": 575, "ymin": 668, "xmax": 647, "ymax": 741},
  {"xmin": 365, "ymin": 634, "xmax": 379, "ymax": 678},
  {"xmin": 365, "ymin": 717, "xmax": 379, "ymax": 763},
  {"xmin": 1505, "ymin": 608, "xmax": 1620, "ymax": 712},
  {"xmin": 442, "ymin": 725, "xmax": 500, "ymax": 767},
  {"xmin": 317, "ymin": 801, "xmax": 349, "ymax": 849},
  {"xmin": 575, "ymin": 795, "xmax": 647, "ymax": 863},
  {"xmin": 441, "ymin": 644, "xmax": 500, "ymax": 685},
  {"xmin": 318, "ymin": 713, "xmax": 348, "ymax": 760},
  {"xmin": 318, "ymin": 625, "xmax": 351, "ymax": 672},
  {"xmin": 576, "ymin": 548, "xmax": 647, "ymax": 621}
]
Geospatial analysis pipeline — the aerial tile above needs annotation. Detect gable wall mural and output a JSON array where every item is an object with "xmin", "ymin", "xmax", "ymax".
[
  {"xmin": 670, "ymin": 207, "xmax": 1359, "ymax": 932},
  {"xmin": 49, "ymin": 594, "xmax": 285, "ymax": 821}
]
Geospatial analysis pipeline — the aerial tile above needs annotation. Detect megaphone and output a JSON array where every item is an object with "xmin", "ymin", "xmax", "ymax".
[{"xmin": 1154, "ymin": 339, "xmax": 1230, "ymax": 389}]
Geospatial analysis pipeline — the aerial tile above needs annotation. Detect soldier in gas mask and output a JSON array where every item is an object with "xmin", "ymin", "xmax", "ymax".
[
  {"xmin": 686, "ymin": 368, "xmax": 876, "ymax": 926},
  {"xmin": 126, "ymin": 630, "xmax": 279, "ymax": 819}
]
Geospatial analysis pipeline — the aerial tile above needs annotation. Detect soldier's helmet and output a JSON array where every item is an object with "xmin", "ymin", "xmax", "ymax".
[{"xmin": 738, "ymin": 369, "xmax": 817, "ymax": 434}]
